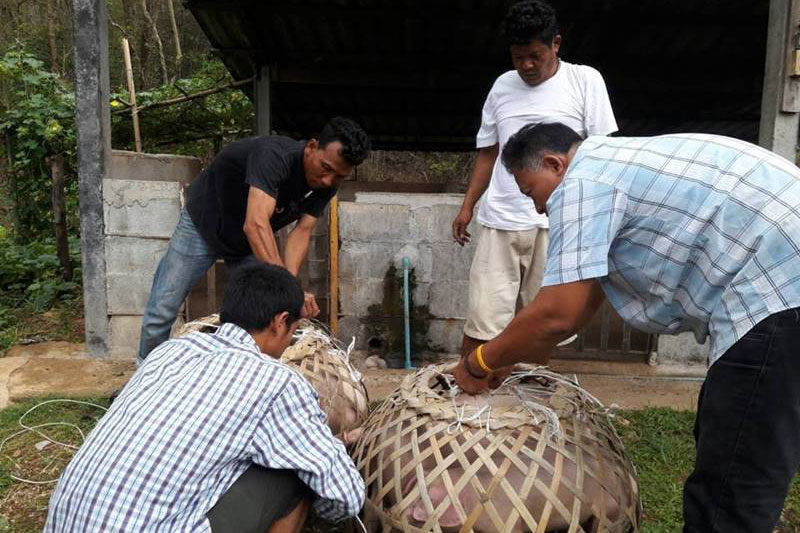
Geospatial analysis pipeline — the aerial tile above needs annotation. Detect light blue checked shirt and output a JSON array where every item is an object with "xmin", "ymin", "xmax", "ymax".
[
  {"xmin": 542, "ymin": 134, "xmax": 800, "ymax": 364},
  {"xmin": 44, "ymin": 323, "xmax": 365, "ymax": 532}
]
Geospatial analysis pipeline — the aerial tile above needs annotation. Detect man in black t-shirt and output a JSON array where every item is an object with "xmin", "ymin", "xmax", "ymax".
[{"xmin": 138, "ymin": 117, "xmax": 371, "ymax": 362}]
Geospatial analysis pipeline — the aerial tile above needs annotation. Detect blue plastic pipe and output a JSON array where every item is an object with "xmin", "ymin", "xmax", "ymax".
[{"xmin": 402, "ymin": 257, "xmax": 413, "ymax": 369}]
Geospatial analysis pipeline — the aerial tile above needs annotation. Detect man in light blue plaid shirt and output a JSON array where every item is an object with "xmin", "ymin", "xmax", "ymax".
[
  {"xmin": 453, "ymin": 122, "xmax": 800, "ymax": 532},
  {"xmin": 45, "ymin": 263, "xmax": 364, "ymax": 533}
]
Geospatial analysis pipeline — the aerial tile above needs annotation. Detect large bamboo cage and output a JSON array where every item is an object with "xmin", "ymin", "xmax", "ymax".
[
  {"xmin": 176, "ymin": 316, "xmax": 369, "ymax": 435},
  {"xmin": 350, "ymin": 364, "xmax": 641, "ymax": 533}
]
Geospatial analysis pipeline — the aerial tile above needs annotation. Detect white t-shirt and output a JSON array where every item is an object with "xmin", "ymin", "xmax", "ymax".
[{"xmin": 476, "ymin": 61, "xmax": 618, "ymax": 230}]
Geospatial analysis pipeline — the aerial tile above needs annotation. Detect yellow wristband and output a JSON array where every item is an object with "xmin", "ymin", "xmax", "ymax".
[{"xmin": 475, "ymin": 344, "xmax": 493, "ymax": 373}]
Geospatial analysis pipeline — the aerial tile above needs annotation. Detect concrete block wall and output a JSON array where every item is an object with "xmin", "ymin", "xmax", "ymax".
[
  {"xmin": 337, "ymin": 192, "xmax": 478, "ymax": 358},
  {"xmin": 336, "ymin": 191, "xmax": 710, "ymax": 365},
  {"xmin": 104, "ymin": 150, "xmax": 201, "ymax": 357}
]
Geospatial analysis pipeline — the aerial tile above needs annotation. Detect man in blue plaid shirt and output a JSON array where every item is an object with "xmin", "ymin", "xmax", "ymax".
[
  {"xmin": 453, "ymin": 122, "xmax": 800, "ymax": 532},
  {"xmin": 45, "ymin": 263, "xmax": 364, "ymax": 533}
]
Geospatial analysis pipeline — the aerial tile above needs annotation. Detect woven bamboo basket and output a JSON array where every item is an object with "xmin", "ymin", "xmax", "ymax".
[
  {"xmin": 350, "ymin": 364, "xmax": 641, "ymax": 533},
  {"xmin": 175, "ymin": 316, "xmax": 369, "ymax": 435}
]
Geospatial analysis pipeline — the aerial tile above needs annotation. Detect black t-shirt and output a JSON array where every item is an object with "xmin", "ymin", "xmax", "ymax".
[{"xmin": 186, "ymin": 136, "xmax": 336, "ymax": 258}]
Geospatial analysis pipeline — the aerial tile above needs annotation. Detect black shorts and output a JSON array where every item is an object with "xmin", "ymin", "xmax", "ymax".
[{"xmin": 207, "ymin": 465, "xmax": 310, "ymax": 533}]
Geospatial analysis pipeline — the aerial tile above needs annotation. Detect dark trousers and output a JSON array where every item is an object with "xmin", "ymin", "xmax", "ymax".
[
  {"xmin": 207, "ymin": 466, "xmax": 309, "ymax": 533},
  {"xmin": 684, "ymin": 307, "xmax": 800, "ymax": 532}
]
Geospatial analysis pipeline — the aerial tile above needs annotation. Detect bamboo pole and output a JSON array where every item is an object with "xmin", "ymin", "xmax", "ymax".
[
  {"xmin": 122, "ymin": 38, "xmax": 142, "ymax": 152},
  {"xmin": 329, "ymin": 196, "xmax": 339, "ymax": 335}
]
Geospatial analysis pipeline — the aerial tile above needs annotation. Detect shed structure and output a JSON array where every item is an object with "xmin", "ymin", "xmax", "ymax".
[{"xmin": 74, "ymin": 0, "xmax": 799, "ymax": 359}]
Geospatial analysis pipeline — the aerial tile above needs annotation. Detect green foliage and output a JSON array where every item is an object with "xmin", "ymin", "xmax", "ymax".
[
  {"xmin": 0, "ymin": 225, "xmax": 81, "ymax": 313},
  {"xmin": 111, "ymin": 59, "xmax": 254, "ymax": 155},
  {"xmin": 0, "ymin": 47, "xmax": 77, "ymax": 241},
  {"xmin": 614, "ymin": 409, "xmax": 696, "ymax": 532}
]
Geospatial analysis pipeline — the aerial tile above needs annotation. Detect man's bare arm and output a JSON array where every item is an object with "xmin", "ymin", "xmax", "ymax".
[
  {"xmin": 284, "ymin": 214, "xmax": 316, "ymax": 277},
  {"xmin": 452, "ymin": 144, "xmax": 499, "ymax": 245},
  {"xmin": 243, "ymin": 186, "xmax": 283, "ymax": 267}
]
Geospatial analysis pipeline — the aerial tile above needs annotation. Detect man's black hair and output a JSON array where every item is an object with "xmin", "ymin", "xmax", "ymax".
[
  {"xmin": 503, "ymin": 0, "xmax": 560, "ymax": 46},
  {"xmin": 219, "ymin": 262, "xmax": 304, "ymax": 332},
  {"xmin": 502, "ymin": 122, "xmax": 582, "ymax": 172},
  {"xmin": 318, "ymin": 117, "xmax": 371, "ymax": 166}
]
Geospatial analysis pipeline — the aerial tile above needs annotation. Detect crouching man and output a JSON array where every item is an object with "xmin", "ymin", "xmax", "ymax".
[{"xmin": 44, "ymin": 263, "xmax": 364, "ymax": 533}]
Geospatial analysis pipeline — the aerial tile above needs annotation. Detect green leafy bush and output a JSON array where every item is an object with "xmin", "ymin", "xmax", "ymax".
[
  {"xmin": 0, "ymin": 225, "xmax": 81, "ymax": 311},
  {"xmin": 0, "ymin": 47, "xmax": 77, "ymax": 241}
]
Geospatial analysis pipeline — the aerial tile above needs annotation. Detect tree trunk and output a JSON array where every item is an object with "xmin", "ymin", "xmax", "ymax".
[
  {"xmin": 50, "ymin": 153, "xmax": 72, "ymax": 281},
  {"xmin": 166, "ymin": 0, "xmax": 183, "ymax": 77},
  {"xmin": 141, "ymin": 0, "xmax": 169, "ymax": 85},
  {"xmin": 46, "ymin": 0, "xmax": 60, "ymax": 75}
]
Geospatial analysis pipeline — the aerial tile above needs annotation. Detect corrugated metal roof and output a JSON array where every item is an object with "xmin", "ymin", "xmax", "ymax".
[{"xmin": 185, "ymin": 0, "xmax": 769, "ymax": 149}]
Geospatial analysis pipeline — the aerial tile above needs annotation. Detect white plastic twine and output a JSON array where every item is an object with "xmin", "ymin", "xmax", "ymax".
[
  {"xmin": 292, "ymin": 319, "xmax": 362, "ymax": 383},
  {"xmin": 426, "ymin": 365, "xmax": 617, "ymax": 440},
  {"xmin": 0, "ymin": 399, "xmax": 108, "ymax": 484}
]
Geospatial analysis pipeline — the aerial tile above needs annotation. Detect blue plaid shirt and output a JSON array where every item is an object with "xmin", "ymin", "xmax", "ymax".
[
  {"xmin": 45, "ymin": 323, "xmax": 364, "ymax": 532},
  {"xmin": 543, "ymin": 134, "xmax": 800, "ymax": 364}
]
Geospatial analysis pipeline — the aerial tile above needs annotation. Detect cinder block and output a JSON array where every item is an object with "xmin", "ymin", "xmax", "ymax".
[
  {"xmin": 108, "ymin": 315, "xmax": 142, "ymax": 358},
  {"xmin": 410, "ymin": 244, "xmax": 433, "ymax": 283},
  {"xmin": 339, "ymin": 242, "xmax": 396, "ymax": 280},
  {"xmin": 338, "ymin": 203, "xmax": 409, "ymax": 242},
  {"xmin": 339, "ymin": 278, "xmax": 386, "ymax": 316},
  {"xmin": 355, "ymin": 278, "xmax": 386, "ymax": 315},
  {"xmin": 338, "ymin": 281, "xmax": 356, "ymax": 316},
  {"xmin": 426, "ymin": 319, "xmax": 466, "ymax": 353},
  {"xmin": 411, "ymin": 281, "xmax": 431, "ymax": 307},
  {"xmin": 657, "ymin": 332, "xmax": 709, "ymax": 363},
  {"xmin": 103, "ymin": 179, "xmax": 181, "ymax": 238},
  {"xmin": 354, "ymin": 192, "xmax": 464, "ymax": 208},
  {"xmin": 430, "ymin": 204, "xmax": 478, "ymax": 244},
  {"xmin": 428, "ymin": 281, "xmax": 469, "ymax": 319},
  {"xmin": 338, "ymin": 315, "xmax": 367, "ymax": 349},
  {"xmin": 105, "ymin": 236, "xmax": 169, "ymax": 314},
  {"xmin": 408, "ymin": 207, "xmax": 433, "ymax": 243},
  {"xmin": 108, "ymin": 314, "xmax": 188, "ymax": 358},
  {"xmin": 430, "ymin": 243, "xmax": 476, "ymax": 282},
  {"xmin": 111, "ymin": 150, "xmax": 201, "ymax": 185}
]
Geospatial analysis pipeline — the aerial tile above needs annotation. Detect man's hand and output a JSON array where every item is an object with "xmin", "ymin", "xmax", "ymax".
[
  {"xmin": 488, "ymin": 365, "xmax": 515, "ymax": 389},
  {"xmin": 301, "ymin": 292, "xmax": 320, "ymax": 318},
  {"xmin": 452, "ymin": 353, "xmax": 491, "ymax": 394},
  {"xmin": 452, "ymin": 208, "xmax": 473, "ymax": 246}
]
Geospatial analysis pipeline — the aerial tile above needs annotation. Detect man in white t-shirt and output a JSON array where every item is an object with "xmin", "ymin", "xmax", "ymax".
[{"xmin": 452, "ymin": 0, "xmax": 617, "ymax": 361}]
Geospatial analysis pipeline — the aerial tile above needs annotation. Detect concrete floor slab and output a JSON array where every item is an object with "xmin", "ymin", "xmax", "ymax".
[
  {"xmin": 5, "ymin": 341, "xmax": 87, "ymax": 359},
  {"xmin": 0, "ymin": 345, "xmax": 702, "ymax": 412},
  {"xmin": 7, "ymin": 358, "xmax": 135, "ymax": 402},
  {"xmin": 0, "ymin": 357, "xmax": 30, "ymax": 409}
]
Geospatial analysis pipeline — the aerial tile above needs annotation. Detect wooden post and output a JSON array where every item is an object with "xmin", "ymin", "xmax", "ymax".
[
  {"xmin": 122, "ymin": 38, "xmax": 142, "ymax": 152},
  {"xmin": 255, "ymin": 66, "xmax": 271, "ymax": 135},
  {"xmin": 50, "ymin": 153, "xmax": 72, "ymax": 281},
  {"xmin": 759, "ymin": 0, "xmax": 800, "ymax": 160},
  {"xmin": 329, "ymin": 196, "xmax": 339, "ymax": 335}
]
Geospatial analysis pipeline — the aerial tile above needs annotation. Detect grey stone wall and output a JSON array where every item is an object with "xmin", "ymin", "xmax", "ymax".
[
  {"xmin": 337, "ymin": 192, "xmax": 478, "ymax": 358},
  {"xmin": 657, "ymin": 332, "xmax": 710, "ymax": 364},
  {"xmin": 104, "ymin": 150, "xmax": 200, "ymax": 357}
]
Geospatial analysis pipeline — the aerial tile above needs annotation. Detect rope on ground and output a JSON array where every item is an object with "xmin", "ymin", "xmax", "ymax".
[{"xmin": 0, "ymin": 399, "xmax": 108, "ymax": 485}]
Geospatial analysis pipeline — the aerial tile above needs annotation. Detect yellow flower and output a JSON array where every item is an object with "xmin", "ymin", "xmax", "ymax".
[{"xmin": 45, "ymin": 120, "xmax": 62, "ymax": 138}]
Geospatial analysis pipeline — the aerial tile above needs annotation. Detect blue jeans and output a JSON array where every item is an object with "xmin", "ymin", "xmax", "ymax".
[
  {"xmin": 138, "ymin": 209, "xmax": 219, "ymax": 362},
  {"xmin": 683, "ymin": 307, "xmax": 800, "ymax": 532}
]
